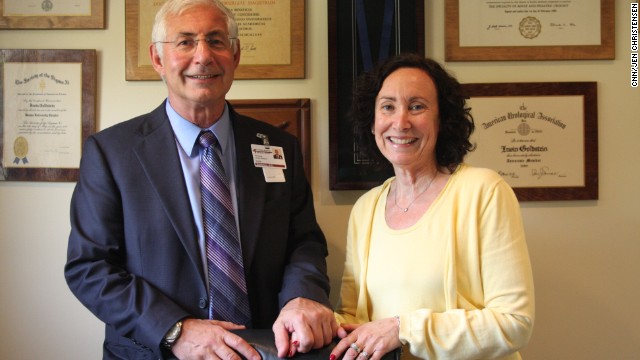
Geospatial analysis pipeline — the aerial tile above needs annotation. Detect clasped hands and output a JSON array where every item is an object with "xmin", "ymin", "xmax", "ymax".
[{"xmin": 171, "ymin": 297, "xmax": 337, "ymax": 360}]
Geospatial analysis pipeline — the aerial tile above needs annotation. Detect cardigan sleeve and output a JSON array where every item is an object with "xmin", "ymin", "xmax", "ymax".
[
  {"xmin": 334, "ymin": 180, "xmax": 391, "ymax": 325},
  {"xmin": 334, "ymin": 189, "xmax": 372, "ymax": 325}
]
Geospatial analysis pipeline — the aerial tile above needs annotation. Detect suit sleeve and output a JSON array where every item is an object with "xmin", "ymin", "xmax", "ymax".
[
  {"xmin": 64, "ymin": 135, "xmax": 190, "ymax": 358},
  {"xmin": 277, "ymin": 136, "xmax": 332, "ymax": 309}
]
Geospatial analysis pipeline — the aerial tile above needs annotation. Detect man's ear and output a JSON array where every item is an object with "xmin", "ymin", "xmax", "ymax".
[
  {"xmin": 149, "ymin": 43, "xmax": 165, "ymax": 77},
  {"xmin": 233, "ymin": 38, "xmax": 241, "ymax": 69}
]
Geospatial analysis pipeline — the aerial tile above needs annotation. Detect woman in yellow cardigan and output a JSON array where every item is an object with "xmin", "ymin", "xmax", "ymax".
[{"xmin": 330, "ymin": 54, "xmax": 534, "ymax": 360}]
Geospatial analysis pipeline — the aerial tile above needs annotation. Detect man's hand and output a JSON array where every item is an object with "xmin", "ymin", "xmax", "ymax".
[
  {"xmin": 171, "ymin": 318, "xmax": 261, "ymax": 360},
  {"xmin": 272, "ymin": 297, "xmax": 338, "ymax": 358}
]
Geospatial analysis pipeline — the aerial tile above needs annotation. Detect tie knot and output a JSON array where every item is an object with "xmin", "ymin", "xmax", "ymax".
[{"xmin": 198, "ymin": 130, "xmax": 218, "ymax": 149}]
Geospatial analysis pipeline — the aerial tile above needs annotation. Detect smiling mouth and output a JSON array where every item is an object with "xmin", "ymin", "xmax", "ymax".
[
  {"xmin": 388, "ymin": 136, "xmax": 417, "ymax": 145},
  {"xmin": 187, "ymin": 74, "xmax": 217, "ymax": 79}
]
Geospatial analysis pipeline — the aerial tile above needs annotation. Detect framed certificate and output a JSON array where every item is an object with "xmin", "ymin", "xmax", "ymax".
[
  {"xmin": 446, "ymin": 0, "xmax": 615, "ymax": 61},
  {"xmin": 0, "ymin": 49, "xmax": 96, "ymax": 181},
  {"xmin": 462, "ymin": 82, "xmax": 598, "ymax": 201},
  {"xmin": 125, "ymin": 0, "xmax": 305, "ymax": 80},
  {"xmin": 0, "ymin": 0, "xmax": 105, "ymax": 29}
]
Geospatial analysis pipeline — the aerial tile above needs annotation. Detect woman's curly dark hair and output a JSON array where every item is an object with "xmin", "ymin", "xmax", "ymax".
[{"xmin": 351, "ymin": 53, "xmax": 475, "ymax": 173}]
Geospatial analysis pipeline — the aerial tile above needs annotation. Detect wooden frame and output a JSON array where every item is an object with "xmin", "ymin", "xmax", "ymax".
[
  {"xmin": 229, "ymin": 98, "xmax": 311, "ymax": 180},
  {"xmin": 462, "ymin": 82, "xmax": 598, "ymax": 201},
  {"xmin": 445, "ymin": 0, "xmax": 615, "ymax": 61},
  {"xmin": 328, "ymin": 0, "xmax": 425, "ymax": 190},
  {"xmin": 0, "ymin": 0, "xmax": 105, "ymax": 29},
  {"xmin": 0, "ymin": 49, "xmax": 96, "ymax": 182},
  {"xmin": 125, "ymin": 0, "xmax": 305, "ymax": 80}
]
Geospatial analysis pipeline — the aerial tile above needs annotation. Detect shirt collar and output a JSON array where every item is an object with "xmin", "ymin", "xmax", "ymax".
[{"xmin": 166, "ymin": 100, "xmax": 234, "ymax": 157}]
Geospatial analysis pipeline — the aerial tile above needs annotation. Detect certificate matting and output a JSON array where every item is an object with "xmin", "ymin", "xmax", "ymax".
[
  {"xmin": 0, "ymin": 49, "xmax": 96, "ymax": 182},
  {"xmin": 0, "ymin": 0, "xmax": 105, "ymax": 29},
  {"xmin": 125, "ymin": 0, "xmax": 305, "ymax": 80},
  {"xmin": 462, "ymin": 82, "xmax": 598, "ymax": 201},
  {"xmin": 445, "ymin": 0, "xmax": 615, "ymax": 61}
]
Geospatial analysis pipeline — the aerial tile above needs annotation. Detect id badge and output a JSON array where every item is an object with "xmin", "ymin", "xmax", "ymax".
[{"xmin": 251, "ymin": 144, "xmax": 287, "ymax": 182}]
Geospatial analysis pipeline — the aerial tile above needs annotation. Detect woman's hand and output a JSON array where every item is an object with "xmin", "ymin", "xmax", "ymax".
[{"xmin": 329, "ymin": 317, "xmax": 402, "ymax": 360}]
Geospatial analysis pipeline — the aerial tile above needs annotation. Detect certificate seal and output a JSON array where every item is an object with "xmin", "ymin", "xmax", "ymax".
[
  {"xmin": 517, "ymin": 122, "xmax": 531, "ymax": 136},
  {"xmin": 519, "ymin": 17, "xmax": 541, "ymax": 39},
  {"xmin": 13, "ymin": 136, "xmax": 29, "ymax": 165},
  {"xmin": 42, "ymin": 0, "xmax": 53, "ymax": 12}
]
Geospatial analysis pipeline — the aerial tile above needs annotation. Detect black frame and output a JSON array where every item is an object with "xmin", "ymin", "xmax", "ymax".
[{"xmin": 328, "ymin": 0, "xmax": 425, "ymax": 190}]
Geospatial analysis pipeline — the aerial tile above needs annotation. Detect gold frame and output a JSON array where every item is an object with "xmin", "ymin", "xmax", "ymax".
[
  {"xmin": 0, "ymin": 0, "xmax": 105, "ymax": 29},
  {"xmin": 125, "ymin": 0, "xmax": 305, "ymax": 81},
  {"xmin": 445, "ymin": 0, "xmax": 615, "ymax": 61}
]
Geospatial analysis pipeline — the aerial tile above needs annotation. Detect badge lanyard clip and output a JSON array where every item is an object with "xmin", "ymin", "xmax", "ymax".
[{"xmin": 256, "ymin": 133, "xmax": 270, "ymax": 145}]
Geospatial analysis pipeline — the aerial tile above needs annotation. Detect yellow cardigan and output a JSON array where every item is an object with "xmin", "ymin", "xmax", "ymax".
[{"xmin": 335, "ymin": 164, "xmax": 535, "ymax": 360}]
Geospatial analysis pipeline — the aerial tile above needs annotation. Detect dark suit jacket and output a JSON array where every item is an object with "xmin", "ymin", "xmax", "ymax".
[{"xmin": 64, "ymin": 101, "xmax": 330, "ymax": 359}]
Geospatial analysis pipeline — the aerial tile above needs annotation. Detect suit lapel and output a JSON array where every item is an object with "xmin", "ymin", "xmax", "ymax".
[
  {"xmin": 232, "ymin": 111, "xmax": 267, "ymax": 268},
  {"xmin": 133, "ymin": 105, "xmax": 205, "ymax": 282}
]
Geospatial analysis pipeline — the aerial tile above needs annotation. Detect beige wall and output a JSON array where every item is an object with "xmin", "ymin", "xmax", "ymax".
[{"xmin": 1, "ymin": 1, "xmax": 638, "ymax": 359}]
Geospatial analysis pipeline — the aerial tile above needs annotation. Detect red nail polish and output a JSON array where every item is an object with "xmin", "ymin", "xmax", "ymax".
[
  {"xmin": 329, "ymin": 355, "xmax": 336, "ymax": 360},
  {"xmin": 292, "ymin": 340, "xmax": 299, "ymax": 347}
]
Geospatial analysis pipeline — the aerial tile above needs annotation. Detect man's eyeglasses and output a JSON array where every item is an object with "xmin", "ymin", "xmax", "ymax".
[{"xmin": 155, "ymin": 35, "xmax": 237, "ymax": 54}]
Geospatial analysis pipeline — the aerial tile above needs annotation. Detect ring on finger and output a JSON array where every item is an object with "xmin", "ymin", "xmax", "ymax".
[
  {"xmin": 350, "ymin": 342, "xmax": 361, "ymax": 354},
  {"xmin": 359, "ymin": 351, "xmax": 370, "ymax": 359}
]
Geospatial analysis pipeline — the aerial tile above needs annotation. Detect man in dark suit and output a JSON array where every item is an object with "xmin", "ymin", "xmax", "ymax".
[{"xmin": 64, "ymin": 1, "xmax": 337, "ymax": 359}]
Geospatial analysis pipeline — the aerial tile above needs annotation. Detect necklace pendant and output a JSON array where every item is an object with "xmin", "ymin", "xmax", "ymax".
[{"xmin": 402, "ymin": 208, "xmax": 408, "ymax": 212}]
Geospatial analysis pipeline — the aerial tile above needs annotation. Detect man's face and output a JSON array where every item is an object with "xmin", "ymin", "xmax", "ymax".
[{"xmin": 150, "ymin": 5, "xmax": 240, "ymax": 110}]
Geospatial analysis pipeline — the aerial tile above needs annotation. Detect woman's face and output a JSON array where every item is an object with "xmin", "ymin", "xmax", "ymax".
[{"xmin": 373, "ymin": 67, "xmax": 440, "ymax": 169}]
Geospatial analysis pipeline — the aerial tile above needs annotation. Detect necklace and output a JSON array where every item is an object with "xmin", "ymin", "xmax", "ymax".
[{"xmin": 394, "ymin": 170, "xmax": 438, "ymax": 213}]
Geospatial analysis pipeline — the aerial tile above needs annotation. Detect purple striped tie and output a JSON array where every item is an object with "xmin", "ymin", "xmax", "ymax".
[{"xmin": 198, "ymin": 131, "xmax": 250, "ymax": 325}]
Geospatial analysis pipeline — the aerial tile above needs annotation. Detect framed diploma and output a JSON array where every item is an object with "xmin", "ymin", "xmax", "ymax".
[
  {"xmin": 0, "ymin": 49, "xmax": 96, "ymax": 182},
  {"xmin": 125, "ymin": 0, "xmax": 305, "ymax": 80},
  {"xmin": 445, "ymin": 0, "xmax": 615, "ymax": 61},
  {"xmin": 462, "ymin": 82, "xmax": 598, "ymax": 201},
  {"xmin": 328, "ymin": 0, "xmax": 425, "ymax": 190},
  {"xmin": 0, "ymin": 0, "xmax": 105, "ymax": 29}
]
